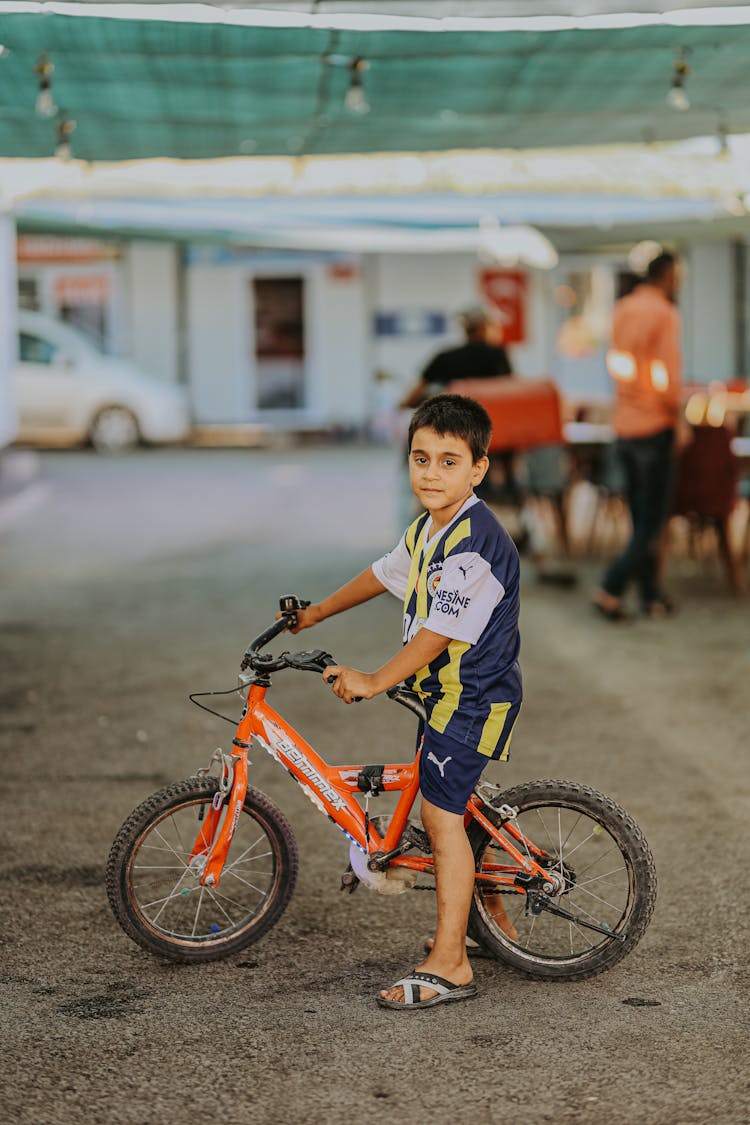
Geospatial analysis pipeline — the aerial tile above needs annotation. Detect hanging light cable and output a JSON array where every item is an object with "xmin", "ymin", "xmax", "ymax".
[
  {"xmin": 55, "ymin": 112, "xmax": 76, "ymax": 161},
  {"xmin": 34, "ymin": 52, "xmax": 57, "ymax": 117},
  {"xmin": 344, "ymin": 57, "xmax": 370, "ymax": 115},
  {"xmin": 667, "ymin": 48, "xmax": 690, "ymax": 111}
]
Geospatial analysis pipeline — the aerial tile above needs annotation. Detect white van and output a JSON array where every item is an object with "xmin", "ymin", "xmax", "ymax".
[{"xmin": 14, "ymin": 311, "xmax": 190, "ymax": 452}]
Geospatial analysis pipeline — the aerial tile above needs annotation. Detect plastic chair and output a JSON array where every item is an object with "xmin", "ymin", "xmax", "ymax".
[{"xmin": 671, "ymin": 425, "xmax": 744, "ymax": 594}]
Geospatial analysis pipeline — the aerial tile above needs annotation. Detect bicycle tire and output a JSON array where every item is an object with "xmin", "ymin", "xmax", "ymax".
[
  {"xmin": 106, "ymin": 776, "xmax": 298, "ymax": 963},
  {"xmin": 468, "ymin": 779, "xmax": 656, "ymax": 981}
]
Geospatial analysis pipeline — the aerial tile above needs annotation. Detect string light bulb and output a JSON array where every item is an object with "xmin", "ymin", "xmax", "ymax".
[
  {"xmin": 667, "ymin": 48, "xmax": 690, "ymax": 111},
  {"xmin": 55, "ymin": 113, "xmax": 76, "ymax": 161},
  {"xmin": 345, "ymin": 57, "xmax": 370, "ymax": 115},
  {"xmin": 34, "ymin": 52, "xmax": 57, "ymax": 117}
]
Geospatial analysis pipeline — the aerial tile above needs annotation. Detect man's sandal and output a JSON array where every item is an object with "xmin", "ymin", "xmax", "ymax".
[{"xmin": 376, "ymin": 970, "xmax": 478, "ymax": 1010}]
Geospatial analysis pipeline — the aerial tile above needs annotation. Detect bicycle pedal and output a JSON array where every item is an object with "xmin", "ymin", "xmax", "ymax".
[{"xmin": 340, "ymin": 866, "xmax": 360, "ymax": 894}]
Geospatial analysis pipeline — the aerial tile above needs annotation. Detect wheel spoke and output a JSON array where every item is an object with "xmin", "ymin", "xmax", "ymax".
[
  {"xmin": 223, "ymin": 836, "xmax": 268, "ymax": 868},
  {"xmin": 203, "ymin": 887, "xmax": 237, "ymax": 925},
  {"xmin": 534, "ymin": 808, "xmax": 558, "ymax": 854},
  {"xmin": 133, "ymin": 865, "xmax": 189, "ymax": 871},
  {"xmin": 571, "ymin": 843, "xmax": 620, "ymax": 878},
  {"xmin": 222, "ymin": 869, "xmax": 271, "ymax": 895},
  {"xmin": 573, "ymin": 866, "xmax": 627, "ymax": 889},
  {"xmin": 152, "ymin": 826, "xmax": 191, "ymax": 869},
  {"xmin": 191, "ymin": 886, "xmax": 206, "ymax": 937},
  {"xmin": 141, "ymin": 871, "xmax": 192, "ymax": 915},
  {"xmin": 568, "ymin": 882, "xmax": 626, "ymax": 915}
]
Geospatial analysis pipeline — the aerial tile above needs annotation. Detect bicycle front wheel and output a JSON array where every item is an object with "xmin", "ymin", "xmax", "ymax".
[
  {"xmin": 468, "ymin": 780, "xmax": 656, "ymax": 980},
  {"xmin": 107, "ymin": 776, "xmax": 298, "ymax": 962}
]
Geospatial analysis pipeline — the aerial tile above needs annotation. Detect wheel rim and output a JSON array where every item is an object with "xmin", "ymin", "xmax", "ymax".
[
  {"xmin": 126, "ymin": 797, "xmax": 279, "ymax": 946},
  {"xmin": 91, "ymin": 407, "xmax": 139, "ymax": 451},
  {"xmin": 478, "ymin": 801, "xmax": 634, "ymax": 961}
]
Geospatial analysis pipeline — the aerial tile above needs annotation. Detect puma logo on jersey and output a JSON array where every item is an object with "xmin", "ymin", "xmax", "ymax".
[
  {"xmin": 427, "ymin": 751, "xmax": 452, "ymax": 777},
  {"xmin": 458, "ymin": 563, "xmax": 474, "ymax": 580}
]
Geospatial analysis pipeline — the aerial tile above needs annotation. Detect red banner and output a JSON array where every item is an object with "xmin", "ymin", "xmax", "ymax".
[{"xmin": 478, "ymin": 269, "xmax": 527, "ymax": 345}]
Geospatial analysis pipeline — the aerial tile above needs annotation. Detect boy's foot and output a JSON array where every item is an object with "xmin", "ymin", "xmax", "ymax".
[
  {"xmin": 379, "ymin": 955, "xmax": 473, "ymax": 1007},
  {"xmin": 377, "ymin": 969, "xmax": 478, "ymax": 1010}
]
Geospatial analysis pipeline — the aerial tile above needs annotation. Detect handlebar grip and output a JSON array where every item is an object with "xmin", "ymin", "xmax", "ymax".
[
  {"xmin": 248, "ymin": 617, "xmax": 289, "ymax": 654},
  {"xmin": 326, "ymin": 672, "xmax": 362, "ymax": 703}
]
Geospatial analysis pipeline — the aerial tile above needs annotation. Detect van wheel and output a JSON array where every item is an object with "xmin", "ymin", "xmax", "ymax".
[{"xmin": 90, "ymin": 406, "xmax": 140, "ymax": 453}]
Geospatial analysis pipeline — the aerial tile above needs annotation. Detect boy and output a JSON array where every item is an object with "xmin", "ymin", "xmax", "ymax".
[{"xmin": 290, "ymin": 394, "xmax": 522, "ymax": 1010}]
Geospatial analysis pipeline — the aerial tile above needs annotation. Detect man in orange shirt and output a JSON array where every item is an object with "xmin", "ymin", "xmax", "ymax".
[{"xmin": 593, "ymin": 252, "xmax": 683, "ymax": 619}]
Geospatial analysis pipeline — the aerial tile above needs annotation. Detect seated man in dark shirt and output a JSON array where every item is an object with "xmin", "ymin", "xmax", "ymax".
[{"xmin": 400, "ymin": 306, "xmax": 512, "ymax": 409}]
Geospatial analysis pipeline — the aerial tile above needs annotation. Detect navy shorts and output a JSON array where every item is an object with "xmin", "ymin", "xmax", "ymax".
[{"xmin": 418, "ymin": 725, "xmax": 491, "ymax": 816}]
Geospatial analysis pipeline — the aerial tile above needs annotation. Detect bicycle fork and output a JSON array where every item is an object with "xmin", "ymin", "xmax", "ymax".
[{"xmin": 189, "ymin": 744, "xmax": 249, "ymax": 887}]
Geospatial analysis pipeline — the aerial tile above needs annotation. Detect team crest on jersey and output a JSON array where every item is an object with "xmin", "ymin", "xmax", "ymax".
[{"xmin": 427, "ymin": 563, "xmax": 443, "ymax": 595}]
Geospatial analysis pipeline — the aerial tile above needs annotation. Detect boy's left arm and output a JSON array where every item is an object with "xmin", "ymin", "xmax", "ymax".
[{"xmin": 325, "ymin": 628, "xmax": 449, "ymax": 704}]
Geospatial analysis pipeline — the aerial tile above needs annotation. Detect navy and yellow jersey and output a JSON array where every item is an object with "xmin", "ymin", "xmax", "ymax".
[{"xmin": 372, "ymin": 495, "xmax": 522, "ymax": 761}]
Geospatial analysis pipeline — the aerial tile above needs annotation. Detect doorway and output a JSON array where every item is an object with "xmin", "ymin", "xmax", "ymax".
[{"xmin": 251, "ymin": 276, "xmax": 306, "ymax": 410}]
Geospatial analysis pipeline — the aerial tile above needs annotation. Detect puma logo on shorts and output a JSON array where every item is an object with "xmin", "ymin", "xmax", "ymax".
[{"xmin": 426, "ymin": 751, "xmax": 452, "ymax": 777}]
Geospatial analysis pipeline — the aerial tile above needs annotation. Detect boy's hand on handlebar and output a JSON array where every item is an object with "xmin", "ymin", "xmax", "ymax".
[
  {"xmin": 280, "ymin": 604, "xmax": 322, "ymax": 634},
  {"xmin": 324, "ymin": 666, "xmax": 377, "ymax": 704}
]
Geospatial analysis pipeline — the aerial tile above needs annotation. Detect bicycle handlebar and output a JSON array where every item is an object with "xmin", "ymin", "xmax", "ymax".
[
  {"xmin": 241, "ymin": 594, "xmax": 328, "ymax": 674},
  {"xmin": 239, "ymin": 595, "xmax": 426, "ymax": 718}
]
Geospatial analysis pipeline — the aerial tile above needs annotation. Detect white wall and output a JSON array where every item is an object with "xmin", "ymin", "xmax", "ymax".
[
  {"xmin": 187, "ymin": 261, "xmax": 248, "ymax": 423},
  {"xmin": 0, "ymin": 210, "xmax": 18, "ymax": 447},
  {"xmin": 682, "ymin": 241, "xmax": 735, "ymax": 383},
  {"xmin": 127, "ymin": 242, "xmax": 179, "ymax": 382},
  {"xmin": 368, "ymin": 251, "xmax": 553, "ymax": 411},
  {"xmin": 312, "ymin": 261, "xmax": 368, "ymax": 424}
]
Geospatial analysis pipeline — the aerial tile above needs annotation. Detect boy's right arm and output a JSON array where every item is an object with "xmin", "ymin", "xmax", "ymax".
[{"xmin": 289, "ymin": 566, "xmax": 387, "ymax": 633}]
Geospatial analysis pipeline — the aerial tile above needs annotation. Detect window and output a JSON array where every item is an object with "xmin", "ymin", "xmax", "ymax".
[
  {"xmin": 19, "ymin": 333, "xmax": 58, "ymax": 365},
  {"xmin": 18, "ymin": 277, "xmax": 40, "ymax": 310}
]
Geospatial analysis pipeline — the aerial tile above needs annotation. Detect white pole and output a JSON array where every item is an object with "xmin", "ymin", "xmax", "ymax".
[{"xmin": 0, "ymin": 201, "xmax": 18, "ymax": 448}]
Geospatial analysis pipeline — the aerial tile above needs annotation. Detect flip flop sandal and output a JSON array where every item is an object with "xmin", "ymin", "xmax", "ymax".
[{"xmin": 376, "ymin": 970, "xmax": 478, "ymax": 1010}]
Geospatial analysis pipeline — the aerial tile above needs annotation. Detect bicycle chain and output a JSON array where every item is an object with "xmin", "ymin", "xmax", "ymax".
[{"xmin": 413, "ymin": 884, "xmax": 516, "ymax": 894}]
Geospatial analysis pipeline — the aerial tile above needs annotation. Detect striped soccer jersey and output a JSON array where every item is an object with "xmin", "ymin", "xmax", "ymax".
[{"xmin": 372, "ymin": 494, "xmax": 522, "ymax": 761}]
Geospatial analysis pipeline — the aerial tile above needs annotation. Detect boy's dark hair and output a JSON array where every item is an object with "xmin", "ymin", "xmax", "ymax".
[
  {"xmin": 408, "ymin": 394, "xmax": 492, "ymax": 463},
  {"xmin": 645, "ymin": 251, "xmax": 676, "ymax": 283}
]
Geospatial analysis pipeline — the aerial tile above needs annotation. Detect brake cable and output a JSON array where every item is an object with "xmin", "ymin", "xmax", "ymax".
[{"xmin": 188, "ymin": 685, "xmax": 246, "ymax": 725}]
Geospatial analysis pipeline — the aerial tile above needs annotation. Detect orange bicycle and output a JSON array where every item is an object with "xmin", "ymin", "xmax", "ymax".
[{"xmin": 107, "ymin": 595, "xmax": 656, "ymax": 981}]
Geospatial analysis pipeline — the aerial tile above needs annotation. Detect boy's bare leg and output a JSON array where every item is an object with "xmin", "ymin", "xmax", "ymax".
[
  {"xmin": 424, "ymin": 890, "xmax": 518, "ymax": 949},
  {"xmin": 380, "ymin": 799, "xmax": 474, "ymax": 1004}
]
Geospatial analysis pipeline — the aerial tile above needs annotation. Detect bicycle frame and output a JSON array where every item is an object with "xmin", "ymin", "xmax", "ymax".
[{"xmin": 191, "ymin": 682, "xmax": 553, "ymax": 892}]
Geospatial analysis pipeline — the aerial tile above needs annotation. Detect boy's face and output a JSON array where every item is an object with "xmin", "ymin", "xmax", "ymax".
[{"xmin": 408, "ymin": 426, "xmax": 489, "ymax": 525}]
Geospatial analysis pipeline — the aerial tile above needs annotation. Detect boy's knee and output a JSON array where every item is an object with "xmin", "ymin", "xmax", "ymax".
[{"xmin": 421, "ymin": 797, "xmax": 464, "ymax": 837}]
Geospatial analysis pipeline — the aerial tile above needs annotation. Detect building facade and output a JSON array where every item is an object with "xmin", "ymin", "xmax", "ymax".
[{"xmin": 11, "ymin": 231, "xmax": 749, "ymax": 438}]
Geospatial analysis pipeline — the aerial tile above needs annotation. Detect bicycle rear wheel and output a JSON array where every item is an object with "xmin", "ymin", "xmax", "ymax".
[
  {"xmin": 468, "ymin": 780, "xmax": 656, "ymax": 980},
  {"xmin": 107, "ymin": 776, "xmax": 298, "ymax": 962}
]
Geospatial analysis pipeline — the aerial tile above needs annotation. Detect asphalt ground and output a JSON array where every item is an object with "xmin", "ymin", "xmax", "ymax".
[{"xmin": 0, "ymin": 448, "xmax": 748, "ymax": 1125}]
